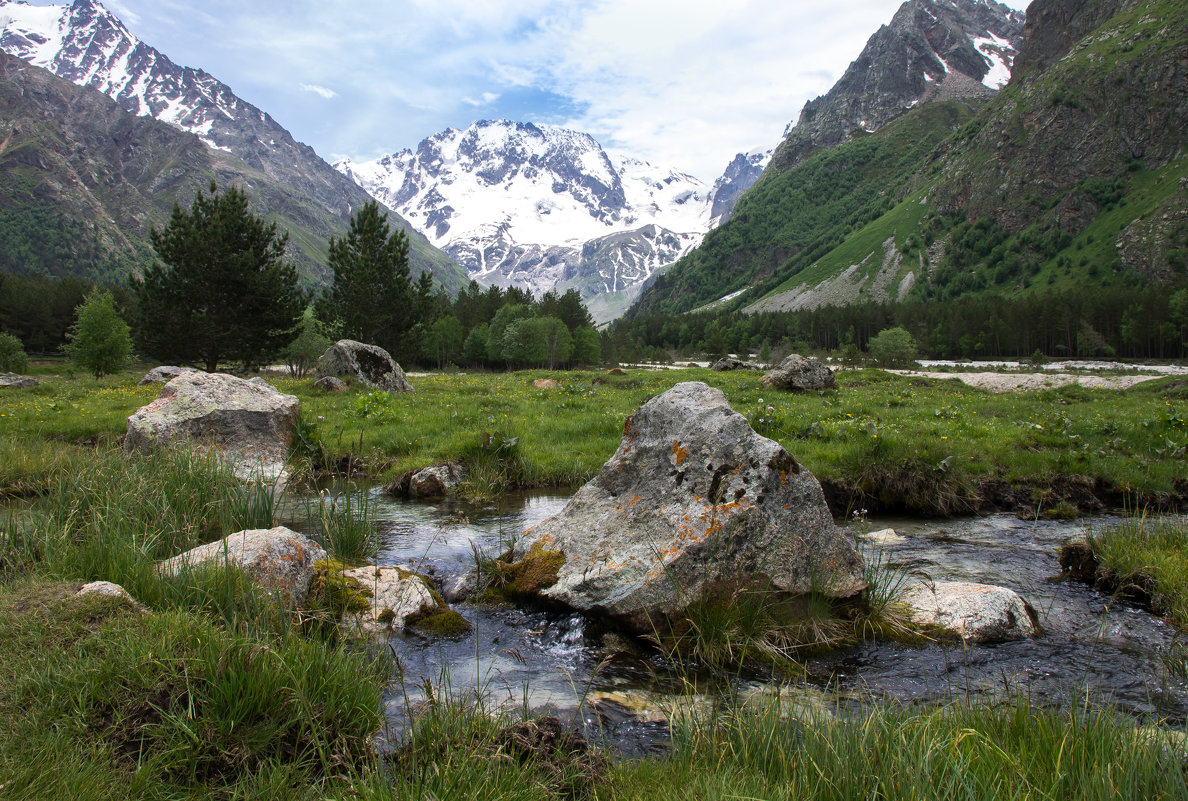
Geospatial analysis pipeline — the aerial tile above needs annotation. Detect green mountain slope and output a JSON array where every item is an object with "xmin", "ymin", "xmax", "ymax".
[
  {"xmin": 631, "ymin": 0, "xmax": 1187, "ymax": 319},
  {"xmin": 0, "ymin": 52, "xmax": 467, "ymax": 292}
]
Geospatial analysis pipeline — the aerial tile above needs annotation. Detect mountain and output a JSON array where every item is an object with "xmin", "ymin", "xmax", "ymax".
[
  {"xmin": 335, "ymin": 120, "xmax": 712, "ymax": 319},
  {"xmin": 633, "ymin": 0, "xmax": 1187, "ymax": 320},
  {"xmin": 705, "ymin": 0, "xmax": 1024, "ymax": 228},
  {"xmin": 0, "ymin": 0, "xmax": 466, "ymax": 290}
]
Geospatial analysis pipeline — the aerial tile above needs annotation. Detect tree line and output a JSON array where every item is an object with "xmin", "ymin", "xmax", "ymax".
[
  {"xmin": 0, "ymin": 183, "xmax": 602, "ymax": 373},
  {"xmin": 605, "ymin": 284, "xmax": 1188, "ymax": 363}
]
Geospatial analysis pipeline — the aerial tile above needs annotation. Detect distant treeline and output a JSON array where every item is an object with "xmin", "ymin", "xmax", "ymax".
[
  {"xmin": 0, "ymin": 272, "xmax": 136, "ymax": 354},
  {"xmin": 606, "ymin": 285, "xmax": 1188, "ymax": 362}
]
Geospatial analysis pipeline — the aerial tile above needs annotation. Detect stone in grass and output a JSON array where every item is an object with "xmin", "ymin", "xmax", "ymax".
[
  {"xmin": 506, "ymin": 381, "xmax": 865, "ymax": 634},
  {"xmin": 0, "ymin": 373, "xmax": 38, "ymax": 389},
  {"xmin": 158, "ymin": 526, "xmax": 326, "ymax": 607},
  {"xmin": 533, "ymin": 378, "xmax": 559, "ymax": 389},
  {"xmin": 710, "ymin": 357, "xmax": 761, "ymax": 372},
  {"xmin": 901, "ymin": 581, "xmax": 1038, "ymax": 642},
  {"xmin": 760, "ymin": 354, "xmax": 835, "ymax": 392},
  {"xmin": 125, "ymin": 371, "xmax": 299, "ymax": 482},
  {"xmin": 314, "ymin": 375, "xmax": 349, "ymax": 392},
  {"xmin": 315, "ymin": 340, "xmax": 412, "ymax": 393},
  {"xmin": 334, "ymin": 563, "xmax": 469, "ymax": 635}
]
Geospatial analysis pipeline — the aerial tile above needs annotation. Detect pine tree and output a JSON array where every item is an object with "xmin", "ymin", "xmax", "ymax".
[
  {"xmin": 134, "ymin": 182, "xmax": 303, "ymax": 372},
  {"xmin": 316, "ymin": 201, "xmax": 415, "ymax": 359}
]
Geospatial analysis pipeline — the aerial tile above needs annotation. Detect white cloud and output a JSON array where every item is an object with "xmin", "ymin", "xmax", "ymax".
[
  {"xmin": 299, "ymin": 83, "xmax": 337, "ymax": 99},
  {"xmin": 462, "ymin": 91, "xmax": 500, "ymax": 107}
]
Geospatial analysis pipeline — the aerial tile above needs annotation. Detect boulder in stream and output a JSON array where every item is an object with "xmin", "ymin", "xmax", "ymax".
[
  {"xmin": 330, "ymin": 563, "xmax": 466, "ymax": 635},
  {"xmin": 315, "ymin": 340, "xmax": 412, "ymax": 393},
  {"xmin": 901, "ymin": 580, "xmax": 1038, "ymax": 642},
  {"xmin": 385, "ymin": 463, "xmax": 467, "ymax": 498},
  {"xmin": 505, "ymin": 381, "xmax": 865, "ymax": 633},
  {"xmin": 125, "ymin": 371, "xmax": 299, "ymax": 482}
]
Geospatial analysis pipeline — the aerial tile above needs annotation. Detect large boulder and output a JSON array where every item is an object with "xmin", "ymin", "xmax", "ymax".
[
  {"xmin": 125, "ymin": 372, "xmax": 299, "ymax": 481},
  {"xmin": 901, "ymin": 581, "xmax": 1038, "ymax": 642},
  {"xmin": 138, "ymin": 365, "xmax": 195, "ymax": 386},
  {"xmin": 159, "ymin": 526, "xmax": 326, "ymax": 606},
  {"xmin": 761, "ymin": 355, "xmax": 835, "ymax": 392},
  {"xmin": 506, "ymin": 381, "xmax": 865, "ymax": 632},
  {"xmin": 315, "ymin": 340, "xmax": 412, "ymax": 393}
]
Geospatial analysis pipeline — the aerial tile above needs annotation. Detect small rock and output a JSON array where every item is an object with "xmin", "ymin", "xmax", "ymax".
[
  {"xmin": 605, "ymin": 368, "xmax": 627, "ymax": 375},
  {"xmin": 901, "ymin": 581, "xmax": 1038, "ymax": 642},
  {"xmin": 862, "ymin": 528, "xmax": 906, "ymax": 546},
  {"xmin": 533, "ymin": 378, "xmax": 559, "ymax": 389},
  {"xmin": 158, "ymin": 526, "xmax": 326, "ymax": 607},
  {"xmin": 440, "ymin": 570, "xmax": 477, "ymax": 603},
  {"xmin": 711, "ymin": 357, "xmax": 761, "ymax": 372},
  {"xmin": 337, "ymin": 564, "xmax": 459, "ymax": 634},
  {"xmin": 586, "ymin": 689, "xmax": 714, "ymax": 725},
  {"xmin": 761, "ymin": 354, "xmax": 835, "ymax": 392},
  {"xmin": 314, "ymin": 375, "xmax": 349, "ymax": 392},
  {"xmin": 137, "ymin": 366, "xmax": 194, "ymax": 386},
  {"xmin": 77, "ymin": 581, "xmax": 135, "ymax": 602},
  {"xmin": 316, "ymin": 340, "xmax": 412, "ymax": 392},
  {"xmin": 0, "ymin": 373, "xmax": 38, "ymax": 389},
  {"xmin": 385, "ymin": 463, "xmax": 466, "ymax": 498}
]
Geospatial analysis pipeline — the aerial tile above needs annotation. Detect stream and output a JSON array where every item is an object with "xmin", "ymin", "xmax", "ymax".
[{"xmin": 299, "ymin": 488, "xmax": 1188, "ymax": 752}]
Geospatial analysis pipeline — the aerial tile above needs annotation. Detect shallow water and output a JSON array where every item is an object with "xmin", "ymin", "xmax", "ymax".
[{"xmin": 305, "ymin": 489, "xmax": 1188, "ymax": 749}]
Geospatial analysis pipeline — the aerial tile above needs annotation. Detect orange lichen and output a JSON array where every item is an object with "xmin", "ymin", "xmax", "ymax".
[{"xmin": 671, "ymin": 441, "xmax": 689, "ymax": 466}]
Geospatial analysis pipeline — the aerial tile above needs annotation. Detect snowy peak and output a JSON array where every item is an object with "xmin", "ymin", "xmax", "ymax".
[
  {"xmin": 768, "ymin": 0, "xmax": 1025, "ymax": 174},
  {"xmin": 337, "ymin": 119, "xmax": 712, "ymax": 299}
]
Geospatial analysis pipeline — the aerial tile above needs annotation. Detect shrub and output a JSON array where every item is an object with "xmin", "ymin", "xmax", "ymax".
[
  {"xmin": 866, "ymin": 327, "xmax": 918, "ymax": 368},
  {"xmin": 0, "ymin": 331, "xmax": 28, "ymax": 373},
  {"xmin": 64, "ymin": 289, "xmax": 133, "ymax": 378}
]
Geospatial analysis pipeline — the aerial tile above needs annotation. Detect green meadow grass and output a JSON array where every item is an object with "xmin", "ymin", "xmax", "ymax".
[{"xmin": 1091, "ymin": 516, "xmax": 1188, "ymax": 626}]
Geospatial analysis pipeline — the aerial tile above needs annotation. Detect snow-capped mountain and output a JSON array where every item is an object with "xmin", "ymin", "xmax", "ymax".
[
  {"xmin": 707, "ymin": 0, "xmax": 1025, "ymax": 227},
  {"xmin": 0, "ymin": 0, "xmax": 464, "ymax": 288},
  {"xmin": 336, "ymin": 120, "xmax": 712, "ymax": 299}
]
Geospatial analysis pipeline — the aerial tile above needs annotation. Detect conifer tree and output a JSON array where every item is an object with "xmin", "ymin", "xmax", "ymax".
[{"xmin": 134, "ymin": 182, "xmax": 303, "ymax": 372}]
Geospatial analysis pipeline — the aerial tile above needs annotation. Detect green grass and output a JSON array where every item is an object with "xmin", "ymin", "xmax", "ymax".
[
  {"xmin": 1091, "ymin": 516, "xmax": 1188, "ymax": 626},
  {"xmin": 4, "ymin": 367, "xmax": 1186, "ymax": 515}
]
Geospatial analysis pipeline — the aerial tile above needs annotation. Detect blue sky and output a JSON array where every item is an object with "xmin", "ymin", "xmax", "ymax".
[{"xmin": 85, "ymin": 0, "xmax": 1031, "ymax": 182}]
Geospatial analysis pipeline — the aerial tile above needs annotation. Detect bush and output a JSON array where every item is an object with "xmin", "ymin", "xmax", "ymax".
[
  {"xmin": 64, "ymin": 288, "xmax": 133, "ymax": 378},
  {"xmin": 866, "ymin": 327, "xmax": 918, "ymax": 368},
  {"xmin": 0, "ymin": 331, "xmax": 28, "ymax": 373}
]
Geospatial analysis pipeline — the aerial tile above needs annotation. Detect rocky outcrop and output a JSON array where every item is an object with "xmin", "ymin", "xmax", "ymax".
[
  {"xmin": 761, "ymin": 355, "xmax": 835, "ymax": 392},
  {"xmin": 138, "ymin": 366, "xmax": 194, "ymax": 385},
  {"xmin": 385, "ymin": 463, "xmax": 467, "ymax": 499},
  {"xmin": 902, "ymin": 580, "xmax": 1038, "ymax": 642},
  {"xmin": 506, "ymin": 381, "xmax": 865, "ymax": 632},
  {"xmin": 0, "ymin": 373, "xmax": 38, "ymax": 389},
  {"xmin": 124, "ymin": 371, "xmax": 299, "ymax": 481},
  {"xmin": 315, "ymin": 340, "xmax": 412, "ymax": 393},
  {"xmin": 334, "ymin": 564, "xmax": 462, "ymax": 635},
  {"xmin": 158, "ymin": 526, "xmax": 326, "ymax": 606}
]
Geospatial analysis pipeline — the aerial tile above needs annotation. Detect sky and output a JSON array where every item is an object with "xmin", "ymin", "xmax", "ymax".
[{"xmin": 71, "ymin": 0, "xmax": 1027, "ymax": 183}]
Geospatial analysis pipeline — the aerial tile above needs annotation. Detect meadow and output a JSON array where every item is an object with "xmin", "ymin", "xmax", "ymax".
[{"xmin": 1, "ymin": 363, "xmax": 1186, "ymax": 799}]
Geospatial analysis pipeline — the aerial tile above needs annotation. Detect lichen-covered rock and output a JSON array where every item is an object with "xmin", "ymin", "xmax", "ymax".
[
  {"xmin": 77, "ymin": 581, "xmax": 135, "ymax": 602},
  {"xmin": 335, "ymin": 564, "xmax": 463, "ymax": 634},
  {"xmin": 124, "ymin": 371, "xmax": 299, "ymax": 481},
  {"xmin": 138, "ymin": 366, "xmax": 194, "ymax": 386},
  {"xmin": 385, "ymin": 463, "xmax": 467, "ymax": 498},
  {"xmin": 0, "ymin": 373, "xmax": 38, "ymax": 389},
  {"xmin": 316, "ymin": 340, "xmax": 412, "ymax": 393},
  {"xmin": 507, "ymin": 381, "xmax": 865, "ymax": 633},
  {"xmin": 901, "ymin": 581, "xmax": 1038, "ymax": 642},
  {"xmin": 158, "ymin": 526, "xmax": 326, "ymax": 606},
  {"xmin": 760, "ymin": 354, "xmax": 835, "ymax": 392},
  {"xmin": 711, "ymin": 357, "xmax": 761, "ymax": 372},
  {"xmin": 314, "ymin": 375, "xmax": 349, "ymax": 392}
]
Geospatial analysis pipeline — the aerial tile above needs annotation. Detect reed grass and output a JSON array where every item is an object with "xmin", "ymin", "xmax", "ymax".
[{"xmin": 1091, "ymin": 515, "xmax": 1188, "ymax": 625}]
